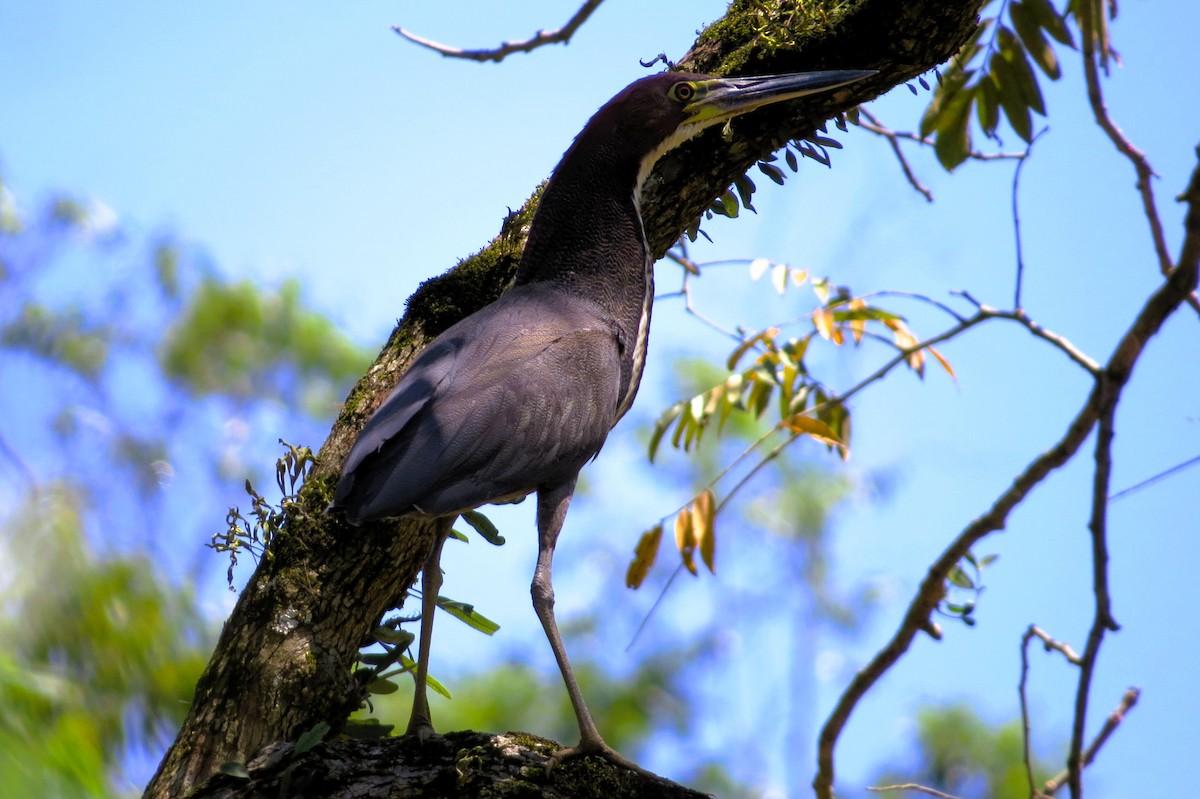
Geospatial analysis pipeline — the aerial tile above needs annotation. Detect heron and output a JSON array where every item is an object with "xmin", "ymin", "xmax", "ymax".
[{"xmin": 330, "ymin": 68, "xmax": 872, "ymax": 771}]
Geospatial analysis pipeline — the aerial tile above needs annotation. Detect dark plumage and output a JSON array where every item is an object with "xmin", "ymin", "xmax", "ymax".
[{"xmin": 330, "ymin": 68, "xmax": 872, "ymax": 773}]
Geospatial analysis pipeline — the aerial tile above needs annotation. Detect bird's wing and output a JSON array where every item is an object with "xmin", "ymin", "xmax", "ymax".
[{"xmin": 333, "ymin": 289, "xmax": 622, "ymax": 522}]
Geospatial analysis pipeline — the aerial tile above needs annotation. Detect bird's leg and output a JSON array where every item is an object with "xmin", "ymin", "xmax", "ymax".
[
  {"xmin": 532, "ymin": 482, "xmax": 658, "ymax": 778},
  {"xmin": 406, "ymin": 516, "xmax": 452, "ymax": 742}
]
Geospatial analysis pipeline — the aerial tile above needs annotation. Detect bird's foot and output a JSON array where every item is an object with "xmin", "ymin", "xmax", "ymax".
[{"xmin": 546, "ymin": 737, "xmax": 662, "ymax": 781}]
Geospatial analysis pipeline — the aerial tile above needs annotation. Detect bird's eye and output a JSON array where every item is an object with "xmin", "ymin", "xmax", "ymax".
[{"xmin": 669, "ymin": 81, "xmax": 697, "ymax": 103}]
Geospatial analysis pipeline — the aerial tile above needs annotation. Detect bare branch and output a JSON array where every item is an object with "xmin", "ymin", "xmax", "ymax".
[
  {"xmin": 1020, "ymin": 626, "xmax": 1081, "ymax": 799},
  {"xmin": 812, "ymin": 167, "xmax": 1200, "ymax": 795},
  {"xmin": 857, "ymin": 107, "xmax": 934, "ymax": 202},
  {"xmin": 1044, "ymin": 688, "xmax": 1141, "ymax": 796},
  {"xmin": 1011, "ymin": 129, "xmax": 1049, "ymax": 309},
  {"xmin": 1071, "ymin": 405, "xmax": 1121, "ymax": 796},
  {"xmin": 1077, "ymin": 0, "xmax": 1200, "ymax": 316},
  {"xmin": 393, "ymin": 0, "xmax": 604, "ymax": 63},
  {"xmin": 868, "ymin": 783, "xmax": 964, "ymax": 799}
]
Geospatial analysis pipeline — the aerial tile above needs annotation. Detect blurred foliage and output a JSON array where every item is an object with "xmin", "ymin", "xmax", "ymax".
[
  {"xmin": 0, "ymin": 484, "xmax": 210, "ymax": 798},
  {"xmin": 0, "ymin": 171, "xmax": 367, "ymax": 792},
  {"xmin": 162, "ymin": 276, "xmax": 369, "ymax": 415},
  {"xmin": 869, "ymin": 703, "xmax": 1056, "ymax": 799}
]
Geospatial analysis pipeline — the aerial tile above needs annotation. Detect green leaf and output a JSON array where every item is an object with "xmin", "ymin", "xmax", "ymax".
[
  {"xmin": 947, "ymin": 566, "xmax": 976, "ymax": 589},
  {"xmin": 397, "ymin": 653, "xmax": 452, "ymax": 699},
  {"xmin": 437, "ymin": 597, "xmax": 500, "ymax": 635},
  {"xmin": 998, "ymin": 25, "xmax": 1047, "ymax": 115},
  {"xmin": 372, "ymin": 626, "xmax": 415, "ymax": 647},
  {"xmin": 1010, "ymin": 0, "xmax": 1061, "ymax": 79},
  {"xmin": 367, "ymin": 677, "xmax": 399, "ymax": 695},
  {"xmin": 1026, "ymin": 0, "xmax": 1075, "ymax": 46},
  {"xmin": 219, "ymin": 761, "xmax": 251, "ymax": 780},
  {"xmin": 461, "ymin": 509, "xmax": 505, "ymax": 545},
  {"xmin": 976, "ymin": 75, "xmax": 1001, "ymax": 136},
  {"xmin": 933, "ymin": 86, "xmax": 974, "ymax": 171},
  {"xmin": 359, "ymin": 649, "xmax": 402, "ymax": 668},
  {"xmin": 990, "ymin": 54, "xmax": 1034, "ymax": 142},
  {"xmin": 734, "ymin": 173, "xmax": 757, "ymax": 212},
  {"xmin": 342, "ymin": 720, "xmax": 396, "ymax": 739},
  {"xmin": 757, "ymin": 161, "xmax": 786, "ymax": 185},
  {"xmin": 294, "ymin": 721, "xmax": 330, "ymax": 754}
]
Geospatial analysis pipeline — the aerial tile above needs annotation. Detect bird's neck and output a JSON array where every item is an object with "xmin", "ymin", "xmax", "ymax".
[
  {"xmin": 516, "ymin": 143, "xmax": 654, "ymax": 419},
  {"xmin": 516, "ymin": 151, "xmax": 650, "ymax": 301}
]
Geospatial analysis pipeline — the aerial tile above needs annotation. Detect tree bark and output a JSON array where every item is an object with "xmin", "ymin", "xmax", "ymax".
[
  {"xmin": 145, "ymin": 1, "xmax": 987, "ymax": 796},
  {"xmin": 188, "ymin": 732, "xmax": 710, "ymax": 799}
]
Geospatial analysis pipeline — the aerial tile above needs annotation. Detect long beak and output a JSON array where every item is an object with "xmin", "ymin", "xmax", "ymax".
[{"xmin": 686, "ymin": 70, "xmax": 875, "ymax": 124}]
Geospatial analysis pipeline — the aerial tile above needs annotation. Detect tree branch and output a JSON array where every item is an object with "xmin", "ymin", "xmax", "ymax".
[
  {"xmin": 1077, "ymin": 0, "xmax": 1200, "ymax": 316},
  {"xmin": 812, "ymin": 146, "xmax": 1200, "ymax": 796},
  {"xmin": 1043, "ymin": 688, "xmax": 1140, "ymax": 797},
  {"xmin": 392, "ymin": 0, "xmax": 604, "ymax": 63}
]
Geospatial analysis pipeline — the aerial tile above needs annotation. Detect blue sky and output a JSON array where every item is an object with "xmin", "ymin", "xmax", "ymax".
[{"xmin": 3, "ymin": 1, "xmax": 1198, "ymax": 797}]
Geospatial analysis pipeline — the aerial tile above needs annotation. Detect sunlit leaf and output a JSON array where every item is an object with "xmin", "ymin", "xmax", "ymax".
[
  {"xmin": 675, "ymin": 508, "xmax": 697, "ymax": 576},
  {"xmin": 694, "ymin": 489, "xmax": 716, "ymax": 574},
  {"xmin": 1010, "ymin": 0, "xmax": 1062, "ymax": 79},
  {"xmin": 625, "ymin": 524, "xmax": 663, "ymax": 588},
  {"xmin": 947, "ymin": 566, "xmax": 976, "ymax": 589},
  {"xmin": 782, "ymin": 414, "xmax": 842, "ymax": 450},
  {"xmin": 813, "ymin": 308, "xmax": 836, "ymax": 341},
  {"xmin": 771, "ymin": 263, "xmax": 789, "ymax": 294},
  {"xmin": 928, "ymin": 346, "xmax": 957, "ymax": 380},
  {"xmin": 437, "ymin": 598, "xmax": 500, "ymax": 635}
]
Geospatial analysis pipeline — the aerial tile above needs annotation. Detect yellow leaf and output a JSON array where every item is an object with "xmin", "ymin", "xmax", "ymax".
[
  {"xmin": 726, "ymin": 327, "xmax": 779, "ymax": 371},
  {"xmin": 771, "ymin": 263, "xmax": 788, "ymax": 294},
  {"xmin": 674, "ymin": 508, "xmax": 697, "ymax": 576},
  {"xmin": 813, "ymin": 308, "xmax": 835, "ymax": 341},
  {"xmin": 929, "ymin": 345, "xmax": 957, "ymax": 380},
  {"xmin": 625, "ymin": 525, "xmax": 663, "ymax": 589},
  {"xmin": 693, "ymin": 489, "xmax": 716, "ymax": 574},
  {"xmin": 849, "ymin": 298, "xmax": 867, "ymax": 344},
  {"xmin": 782, "ymin": 413, "xmax": 841, "ymax": 447},
  {"xmin": 907, "ymin": 348, "xmax": 925, "ymax": 374},
  {"xmin": 790, "ymin": 268, "xmax": 809, "ymax": 287}
]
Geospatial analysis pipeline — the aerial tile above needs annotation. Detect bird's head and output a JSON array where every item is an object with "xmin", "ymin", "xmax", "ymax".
[{"xmin": 572, "ymin": 69, "xmax": 875, "ymax": 183}]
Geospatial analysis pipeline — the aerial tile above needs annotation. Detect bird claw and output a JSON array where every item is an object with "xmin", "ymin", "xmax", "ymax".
[{"xmin": 545, "ymin": 739, "xmax": 660, "ymax": 781}]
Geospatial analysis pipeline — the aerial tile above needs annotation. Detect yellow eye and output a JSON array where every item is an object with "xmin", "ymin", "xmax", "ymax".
[{"xmin": 669, "ymin": 81, "xmax": 697, "ymax": 103}]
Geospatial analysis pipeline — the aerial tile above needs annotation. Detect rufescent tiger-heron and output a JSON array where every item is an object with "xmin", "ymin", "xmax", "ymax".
[{"xmin": 330, "ymin": 68, "xmax": 873, "ymax": 771}]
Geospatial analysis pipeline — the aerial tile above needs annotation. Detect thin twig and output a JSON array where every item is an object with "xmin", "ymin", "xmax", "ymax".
[
  {"xmin": 1108, "ymin": 453, "xmax": 1200, "ymax": 501},
  {"xmin": 1020, "ymin": 625, "xmax": 1081, "ymax": 799},
  {"xmin": 393, "ymin": 0, "xmax": 604, "ymax": 63},
  {"xmin": 1011, "ymin": 129, "xmax": 1048, "ymax": 309},
  {"xmin": 867, "ymin": 784, "xmax": 964, "ymax": 799},
  {"xmin": 1043, "ymin": 688, "xmax": 1140, "ymax": 796},
  {"xmin": 858, "ymin": 107, "xmax": 934, "ymax": 202}
]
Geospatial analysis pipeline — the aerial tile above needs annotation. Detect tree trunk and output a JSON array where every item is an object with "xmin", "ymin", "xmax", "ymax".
[{"xmin": 145, "ymin": 1, "xmax": 986, "ymax": 796}]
